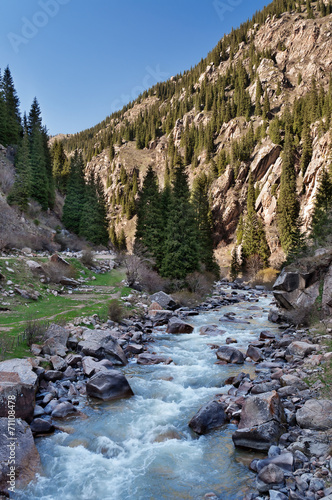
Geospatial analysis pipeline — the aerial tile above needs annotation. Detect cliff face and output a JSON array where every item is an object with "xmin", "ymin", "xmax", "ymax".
[{"xmin": 78, "ymin": 8, "xmax": 332, "ymax": 265}]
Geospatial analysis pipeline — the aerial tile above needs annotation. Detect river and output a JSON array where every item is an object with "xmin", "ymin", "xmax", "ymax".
[{"xmin": 18, "ymin": 287, "xmax": 278, "ymax": 500}]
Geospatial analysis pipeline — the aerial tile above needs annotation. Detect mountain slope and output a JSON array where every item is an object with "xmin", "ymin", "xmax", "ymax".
[{"xmin": 61, "ymin": 1, "xmax": 332, "ymax": 267}]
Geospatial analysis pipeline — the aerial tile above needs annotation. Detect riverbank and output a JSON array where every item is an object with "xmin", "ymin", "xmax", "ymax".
[{"xmin": 0, "ymin": 280, "xmax": 331, "ymax": 499}]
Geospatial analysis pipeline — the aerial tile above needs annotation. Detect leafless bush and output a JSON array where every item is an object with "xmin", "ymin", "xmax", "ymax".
[
  {"xmin": 54, "ymin": 232, "xmax": 85, "ymax": 252},
  {"xmin": 171, "ymin": 290, "xmax": 202, "ymax": 308},
  {"xmin": 246, "ymin": 254, "xmax": 264, "ymax": 280},
  {"xmin": 26, "ymin": 200, "xmax": 42, "ymax": 219},
  {"xmin": 186, "ymin": 271, "xmax": 215, "ymax": 296},
  {"xmin": 81, "ymin": 248, "xmax": 94, "ymax": 267},
  {"xmin": 24, "ymin": 318, "xmax": 49, "ymax": 347},
  {"xmin": 108, "ymin": 299, "xmax": 126, "ymax": 323},
  {"xmin": 42, "ymin": 261, "xmax": 76, "ymax": 283},
  {"xmin": 137, "ymin": 264, "xmax": 167, "ymax": 294},
  {"xmin": 0, "ymin": 164, "xmax": 15, "ymax": 194}
]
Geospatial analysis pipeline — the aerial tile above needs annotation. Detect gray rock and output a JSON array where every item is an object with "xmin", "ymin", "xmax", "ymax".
[
  {"xmin": 256, "ymin": 463, "xmax": 285, "ymax": 492},
  {"xmin": 33, "ymin": 405, "xmax": 45, "ymax": 417},
  {"xmin": 0, "ymin": 358, "xmax": 38, "ymax": 421},
  {"xmin": 246, "ymin": 344, "xmax": 263, "ymax": 362},
  {"xmin": 309, "ymin": 477, "xmax": 325, "ymax": 492},
  {"xmin": 86, "ymin": 370, "xmax": 134, "ymax": 401},
  {"xmin": 216, "ymin": 346, "xmax": 244, "ymax": 364},
  {"xmin": 149, "ymin": 291, "xmax": 176, "ymax": 310},
  {"xmin": 189, "ymin": 400, "xmax": 227, "ymax": 435},
  {"xmin": 43, "ymin": 370, "xmax": 63, "ymax": 382},
  {"xmin": 280, "ymin": 374, "xmax": 308, "ymax": 391},
  {"xmin": 285, "ymin": 341, "xmax": 316, "ymax": 358},
  {"xmin": 251, "ymin": 380, "xmax": 280, "ymax": 394},
  {"xmin": 166, "ymin": 317, "xmax": 194, "ymax": 334},
  {"xmin": 273, "ymin": 271, "xmax": 301, "ymax": 292},
  {"xmin": 50, "ymin": 355, "xmax": 67, "ymax": 371},
  {"xmin": 44, "ymin": 323, "xmax": 69, "ymax": 347},
  {"xmin": 268, "ymin": 490, "xmax": 288, "ymax": 500},
  {"xmin": 296, "ymin": 399, "xmax": 332, "ymax": 430},
  {"xmin": 232, "ymin": 391, "xmax": 285, "ymax": 451},
  {"xmin": 65, "ymin": 354, "xmax": 82, "ymax": 366},
  {"xmin": 0, "ymin": 418, "xmax": 41, "ymax": 495},
  {"xmin": 151, "ymin": 310, "xmax": 174, "ymax": 326},
  {"xmin": 78, "ymin": 329, "xmax": 127, "ymax": 365},
  {"xmin": 200, "ymin": 325, "xmax": 226, "ymax": 336},
  {"xmin": 30, "ymin": 418, "xmax": 54, "ymax": 434},
  {"xmin": 51, "ymin": 402, "xmax": 77, "ymax": 418},
  {"xmin": 82, "ymin": 356, "xmax": 114, "ymax": 377},
  {"xmin": 137, "ymin": 353, "xmax": 172, "ymax": 365}
]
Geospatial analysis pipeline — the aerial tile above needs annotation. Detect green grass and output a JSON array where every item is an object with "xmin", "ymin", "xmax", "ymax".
[{"xmin": 0, "ymin": 258, "xmax": 128, "ymax": 360}]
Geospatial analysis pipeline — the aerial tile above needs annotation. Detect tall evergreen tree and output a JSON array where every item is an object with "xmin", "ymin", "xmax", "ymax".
[
  {"xmin": 191, "ymin": 173, "xmax": 219, "ymax": 275},
  {"xmin": 300, "ymin": 119, "xmax": 312, "ymax": 175},
  {"xmin": 135, "ymin": 165, "xmax": 164, "ymax": 268},
  {"xmin": 277, "ymin": 128, "xmax": 302, "ymax": 255},
  {"xmin": 255, "ymin": 78, "xmax": 263, "ymax": 116},
  {"xmin": 160, "ymin": 160, "xmax": 199, "ymax": 279},
  {"xmin": 29, "ymin": 127, "xmax": 49, "ymax": 210},
  {"xmin": 62, "ymin": 151, "xmax": 86, "ymax": 233},
  {"xmin": 51, "ymin": 140, "xmax": 68, "ymax": 191},
  {"xmin": 311, "ymin": 167, "xmax": 332, "ymax": 241},
  {"xmin": 7, "ymin": 128, "xmax": 31, "ymax": 210},
  {"xmin": 2, "ymin": 66, "xmax": 21, "ymax": 146},
  {"xmin": 79, "ymin": 174, "xmax": 109, "ymax": 245}
]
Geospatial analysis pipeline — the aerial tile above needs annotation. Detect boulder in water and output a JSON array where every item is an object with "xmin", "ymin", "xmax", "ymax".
[
  {"xmin": 189, "ymin": 400, "xmax": 227, "ymax": 435},
  {"xmin": 86, "ymin": 370, "xmax": 134, "ymax": 401}
]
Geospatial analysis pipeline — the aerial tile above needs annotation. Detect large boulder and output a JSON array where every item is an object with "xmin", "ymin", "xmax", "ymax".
[
  {"xmin": 86, "ymin": 370, "xmax": 134, "ymax": 401},
  {"xmin": 166, "ymin": 317, "xmax": 194, "ymax": 334},
  {"xmin": 0, "ymin": 359, "xmax": 38, "ymax": 421},
  {"xmin": 82, "ymin": 356, "xmax": 114, "ymax": 377},
  {"xmin": 189, "ymin": 400, "xmax": 227, "ymax": 435},
  {"xmin": 273, "ymin": 271, "xmax": 301, "ymax": 292},
  {"xmin": 296, "ymin": 399, "xmax": 332, "ymax": 430},
  {"xmin": 285, "ymin": 341, "xmax": 317, "ymax": 358},
  {"xmin": 232, "ymin": 391, "xmax": 285, "ymax": 451},
  {"xmin": 216, "ymin": 346, "xmax": 244, "ymax": 364},
  {"xmin": 256, "ymin": 463, "xmax": 285, "ymax": 493},
  {"xmin": 149, "ymin": 291, "xmax": 177, "ymax": 310},
  {"xmin": 0, "ymin": 418, "xmax": 41, "ymax": 495},
  {"xmin": 42, "ymin": 323, "xmax": 69, "ymax": 356},
  {"xmin": 78, "ymin": 329, "xmax": 127, "ymax": 365}
]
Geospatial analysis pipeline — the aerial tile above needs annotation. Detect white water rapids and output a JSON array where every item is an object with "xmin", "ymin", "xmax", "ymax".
[{"xmin": 18, "ymin": 289, "xmax": 278, "ymax": 500}]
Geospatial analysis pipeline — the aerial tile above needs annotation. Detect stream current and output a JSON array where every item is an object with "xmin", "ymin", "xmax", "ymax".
[{"xmin": 19, "ymin": 288, "xmax": 278, "ymax": 500}]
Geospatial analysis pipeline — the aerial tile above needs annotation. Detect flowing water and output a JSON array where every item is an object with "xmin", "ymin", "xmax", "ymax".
[{"xmin": 19, "ymin": 290, "xmax": 278, "ymax": 500}]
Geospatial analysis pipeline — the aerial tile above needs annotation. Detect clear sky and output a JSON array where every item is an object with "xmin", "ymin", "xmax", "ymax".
[{"xmin": 1, "ymin": 0, "xmax": 269, "ymax": 136}]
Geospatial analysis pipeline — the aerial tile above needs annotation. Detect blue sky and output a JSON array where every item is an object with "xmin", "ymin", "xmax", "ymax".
[{"xmin": 1, "ymin": 0, "xmax": 269, "ymax": 136}]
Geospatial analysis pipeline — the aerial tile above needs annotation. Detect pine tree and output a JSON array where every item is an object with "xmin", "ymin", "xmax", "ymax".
[
  {"xmin": 29, "ymin": 127, "xmax": 49, "ymax": 210},
  {"xmin": 79, "ymin": 174, "xmax": 109, "ymax": 245},
  {"xmin": 300, "ymin": 119, "xmax": 312, "ymax": 175},
  {"xmin": 51, "ymin": 140, "xmax": 67, "ymax": 191},
  {"xmin": 160, "ymin": 160, "xmax": 199, "ymax": 279},
  {"xmin": 2, "ymin": 66, "xmax": 21, "ymax": 146},
  {"xmin": 306, "ymin": 0, "xmax": 314, "ymax": 18},
  {"xmin": 255, "ymin": 78, "xmax": 263, "ymax": 116},
  {"xmin": 311, "ymin": 168, "xmax": 332, "ymax": 241},
  {"xmin": 62, "ymin": 151, "xmax": 86, "ymax": 233},
  {"xmin": 109, "ymin": 224, "xmax": 118, "ymax": 249},
  {"xmin": 269, "ymin": 117, "xmax": 281, "ymax": 145},
  {"xmin": 117, "ymin": 228, "xmax": 127, "ymax": 252},
  {"xmin": 135, "ymin": 165, "xmax": 164, "ymax": 268},
  {"xmin": 262, "ymin": 89, "xmax": 270, "ymax": 119},
  {"xmin": 0, "ymin": 71, "xmax": 6, "ymax": 146},
  {"xmin": 7, "ymin": 128, "xmax": 31, "ymax": 210},
  {"xmin": 277, "ymin": 128, "xmax": 302, "ymax": 255},
  {"xmin": 191, "ymin": 173, "xmax": 219, "ymax": 275}
]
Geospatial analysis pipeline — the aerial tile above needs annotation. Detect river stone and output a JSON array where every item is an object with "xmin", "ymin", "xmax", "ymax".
[
  {"xmin": 216, "ymin": 346, "xmax": 244, "ymax": 364},
  {"xmin": 149, "ymin": 291, "xmax": 176, "ymax": 310},
  {"xmin": 51, "ymin": 402, "xmax": 77, "ymax": 418},
  {"xmin": 268, "ymin": 491, "xmax": 288, "ymax": 500},
  {"xmin": 246, "ymin": 345, "xmax": 263, "ymax": 362},
  {"xmin": 43, "ymin": 370, "xmax": 63, "ymax": 382},
  {"xmin": 137, "ymin": 353, "xmax": 172, "ymax": 365},
  {"xmin": 82, "ymin": 356, "xmax": 114, "ymax": 377},
  {"xmin": 30, "ymin": 418, "xmax": 54, "ymax": 434},
  {"xmin": 0, "ymin": 358, "xmax": 38, "ymax": 421},
  {"xmin": 151, "ymin": 310, "xmax": 174, "ymax": 326},
  {"xmin": 280, "ymin": 374, "xmax": 308, "ymax": 391},
  {"xmin": 232, "ymin": 391, "xmax": 285, "ymax": 451},
  {"xmin": 86, "ymin": 370, "xmax": 134, "ymax": 401},
  {"xmin": 285, "ymin": 341, "xmax": 316, "ymax": 358},
  {"xmin": 256, "ymin": 451, "xmax": 294, "ymax": 473},
  {"xmin": 256, "ymin": 463, "xmax": 285, "ymax": 493},
  {"xmin": 166, "ymin": 317, "xmax": 194, "ymax": 334},
  {"xmin": 189, "ymin": 400, "xmax": 227, "ymax": 435},
  {"xmin": 78, "ymin": 330, "xmax": 127, "ymax": 365},
  {"xmin": 200, "ymin": 325, "xmax": 226, "ymax": 336},
  {"xmin": 50, "ymin": 355, "xmax": 67, "ymax": 371},
  {"xmin": 296, "ymin": 399, "xmax": 332, "ymax": 430},
  {"xmin": 0, "ymin": 417, "xmax": 41, "ymax": 495},
  {"xmin": 251, "ymin": 380, "xmax": 280, "ymax": 394},
  {"xmin": 44, "ymin": 323, "xmax": 69, "ymax": 346}
]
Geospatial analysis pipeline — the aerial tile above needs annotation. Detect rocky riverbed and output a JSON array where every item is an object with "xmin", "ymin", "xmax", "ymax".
[{"xmin": 0, "ymin": 280, "xmax": 332, "ymax": 499}]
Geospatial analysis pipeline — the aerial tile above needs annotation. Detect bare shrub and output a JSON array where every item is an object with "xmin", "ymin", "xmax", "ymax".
[
  {"xmin": 42, "ymin": 261, "xmax": 76, "ymax": 283},
  {"xmin": 0, "ymin": 164, "xmax": 15, "ymax": 194},
  {"xmin": 24, "ymin": 318, "xmax": 49, "ymax": 347},
  {"xmin": 253, "ymin": 267, "xmax": 279, "ymax": 290},
  {"xmin": 54, "ymin": 232, "xmax": 85, "ymax": 252},
  {"xmin": 137, "ymin": 264, "xmax": 167, "ymax": 294},
  {"xmin": 171, "ymin": 290, "xmax": 202, "ymax": 308},
  {"xmin": 26, "ymin": 200, "xmax": 42, "ymax": 219},
  {"xmin": 246, "ymin": 254, "xmax": 264, "ymax": 280},
  {"xmin": 186, "ymin": 271, "xmax": 215, "ymax": 296},
  {"xmin": 108, "ymin": 299, "xmax": 125, "ymax": 323},
  {"xmin": 81, "ymin": 248, "xmax": 94, "ymax": 267}
]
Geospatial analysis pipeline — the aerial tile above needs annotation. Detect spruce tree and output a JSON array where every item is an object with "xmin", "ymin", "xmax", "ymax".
[
  {"xmin": 29, "ymin": 127, "xmax": 49, "ymax": 210},
  {"xmin": 255, "ymin": 78, "xmax": 263, "ymax": 116},
  {"xmin": 79, "ymin": 174, "xmax": 109, "ymax": 246},
  {"xmin": 117, "ymin": 228, "xmax": 127, "ymax": 252},
  {"xmin": 311, "ymin": 168, "xmax": 332, "ymax": 241},
  {"xmin": 191, "ymin": 173, "xmax": 219, "ymax": 275},
  {"xmin": 7, "ymin": 129, "xmax": 31, "ymax": 210},
  {"xmin": 160, "ymin": 160, "xmax": 199, "ymax": 279},
  {"xmin": 277, "ymin": 128, "xmax": 302, "ymax": 255},
  {"xmin": 300, "ymin": 119, "xmax": 312, "ymax": 175},
  {"xmin": 2, "ymin": 66, "xmax": 21, "ymax": 146},
  {"xmin": 135, "ymin": 165, "xmax": 164, "ymax": 268},
  {"xmin": 62, "ymin": 151, "xmax": 86, "ymax": 233}
]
